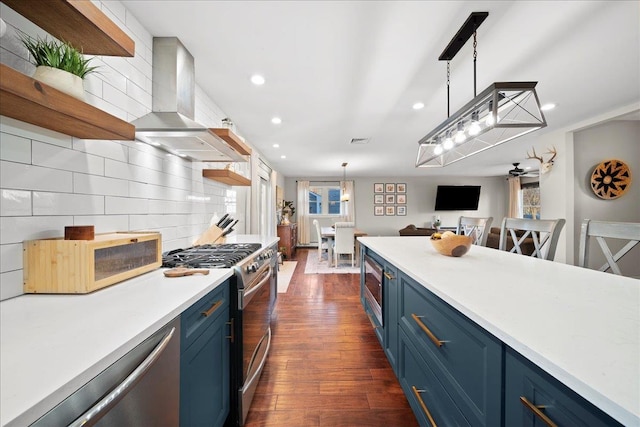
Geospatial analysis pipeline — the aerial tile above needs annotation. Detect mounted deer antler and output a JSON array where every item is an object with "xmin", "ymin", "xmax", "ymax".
[{"xmin": 526, "ymin": 146, "xmax": 557, "ymax": 174}]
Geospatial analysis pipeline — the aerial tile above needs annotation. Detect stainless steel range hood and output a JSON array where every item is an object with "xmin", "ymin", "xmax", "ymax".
[{"xmin": 131, "ymin": 37, "xmax": 251, "ymax": 162}]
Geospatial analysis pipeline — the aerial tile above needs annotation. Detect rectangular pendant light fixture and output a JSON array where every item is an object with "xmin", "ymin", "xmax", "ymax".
[
  {"xmin": 415, "ymin": 13, "xmax": 547, "ymax": 168},
  {"xmin": 416, "ymin": 82, "xmax": 546, "ymax": 167}
]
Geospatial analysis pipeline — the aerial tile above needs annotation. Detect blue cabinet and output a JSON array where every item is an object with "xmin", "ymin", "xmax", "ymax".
[
  {"xmin": 398, "ymin": 271, "xmax": 502, "ymax": 426},
  {"xmin": 504, "ymin": 347, "xmax": 622, "ymax": 427},
  {"xmin": 180, "ymin": 281, "xmax": 231, "ymax": 427}
]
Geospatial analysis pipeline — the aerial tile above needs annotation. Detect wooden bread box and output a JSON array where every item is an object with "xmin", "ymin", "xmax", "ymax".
[{"xmin": 24, "ymin": 232, "xmax": 162, "ymax": 294}]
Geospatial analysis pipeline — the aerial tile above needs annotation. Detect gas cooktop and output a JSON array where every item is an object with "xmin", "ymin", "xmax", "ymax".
[{"xmin": 162, "ymin": 243, "xmax": 262, "ymax": 269}]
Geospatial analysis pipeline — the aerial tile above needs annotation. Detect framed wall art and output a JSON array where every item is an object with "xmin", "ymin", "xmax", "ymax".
[
  {"xmin": 397, "ymin": 194, "xmax": 406, "ymax": 204},
  {"xmin": 385, "ymin": 183, "xmax": 396, "ymax": 193},
  {"xmin": 374, "ymin": 183, "xmax": 384, "ymax": 193},
  {"xmin": 385, "ymin": 206, "xmax": 395, "ymax": 216},
  {"xmin": 385, "ymin": 194, "xmax": 395, "ymax": 204},
  {"xmin": 374, "ymin": 206, "xmax": 384, "ymax": 216},
  {"xmin": 397, "ymin": 206, "xmax": 406, "ymax": 216},
  {"xmin": 374, "ymin": 194, "xmax": 384, "ymax": 204},
  {"xmin": 396, "ymin": 183, "xmax": 406, "ymax": 193}
]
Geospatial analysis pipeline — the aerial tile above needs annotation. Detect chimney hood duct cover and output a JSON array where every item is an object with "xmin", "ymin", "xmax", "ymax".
[{"xmin": 131, "ymin": 37, "xmax": 249, "ymax": 162}]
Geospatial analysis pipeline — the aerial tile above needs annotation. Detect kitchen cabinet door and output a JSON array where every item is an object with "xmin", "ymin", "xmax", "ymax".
[
  {"xmin": 180, "ymin": 283, "xmax": 231, "ymax": 427},
  {"xmin": 383, "ymin": 260, "xmax": 399, "ymax": 375},
  {"xmin": 504, "ymin": 347, "xmax": 623, "ymax": 427}
]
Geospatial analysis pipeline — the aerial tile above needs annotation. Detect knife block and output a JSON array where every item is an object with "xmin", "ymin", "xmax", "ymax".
[{"xmin": 193, "ymin": 225, "xmax": 227, "ymax": 246}]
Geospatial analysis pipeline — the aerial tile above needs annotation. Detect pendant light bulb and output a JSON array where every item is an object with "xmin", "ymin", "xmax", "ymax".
[
  {"xmin": 454, "ymin": 122, "xmax": 466, "ymax": 143},
  {"xmin": 341, "ymin": 162, "xmax": 350, "ymax": 202},
  {"xmin": 485, "ymin": 100, "xmax": 498, "ymax": 127},
  {"xmin": 443, "ymin": 136, "xmax": 454, "ymax": 150},
  {"xmin": 469, "ymin": 111, "xmax": 481, "ymax": 136},
  {"xmin": 433, "ymin": 144, "xmax": 444, "ymax": 155}
]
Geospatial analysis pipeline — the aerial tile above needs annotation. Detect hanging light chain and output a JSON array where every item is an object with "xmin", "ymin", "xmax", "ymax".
[{"xmin": 473, "ymin": 29, "xmax": 478, "ymax": 97}]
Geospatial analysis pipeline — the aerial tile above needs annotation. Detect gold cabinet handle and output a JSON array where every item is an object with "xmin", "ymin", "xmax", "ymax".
[
  {"xmin": 384, "ymin": 271, "xmax": 394, "ymax": 280},
  {"xmin": 520, "ymin": 396, "xmax": 558, "ymax": 427},
  {"xmin": 226, "ymin": 318, "xmax": 234, "ymax": 343},
  {"xmin": 411, "ymin": 313, "xmax": 445, "ymax": 348},
  {"xmin": 411, "ymin": 386, "xmax": 438, "ymax": 427},
  {"xmin": 201, "ymin": 299, "xmax": 223, "ymax": 317}
]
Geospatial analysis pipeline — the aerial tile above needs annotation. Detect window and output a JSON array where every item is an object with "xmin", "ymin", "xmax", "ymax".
[
  {"xmin": 308, "ymin": 184, "xmax": 343, "ymax": 215},
  {"xmin": 521, "ymin": 182, "xmax": 540, "ymax": 219}
]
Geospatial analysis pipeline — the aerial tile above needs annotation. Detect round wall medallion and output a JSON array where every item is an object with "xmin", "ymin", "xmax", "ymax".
[{"xmin": 590, "ymin": 159, "xmax": 632, "ymax": 199}]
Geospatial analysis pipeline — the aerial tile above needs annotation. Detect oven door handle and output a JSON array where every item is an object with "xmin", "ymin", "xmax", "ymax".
[
  {"xmin": 243, "ymin": 265, "xmax": 272, "ymax": 302},
  {"xmin": 242, "ymin": 327, "xmax": 272, "ymax": 393}
]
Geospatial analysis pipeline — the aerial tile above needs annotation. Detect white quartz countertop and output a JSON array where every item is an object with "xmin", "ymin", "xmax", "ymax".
[
  {"xmin": 358, "ymin": 236, "xmax": 639, "ymax": 426},
  {"xmin": 0, "ymin": 268, "xmax": 233, "ymax": 427}
]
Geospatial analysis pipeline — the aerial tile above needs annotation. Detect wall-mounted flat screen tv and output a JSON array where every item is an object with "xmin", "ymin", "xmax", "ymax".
[{"xmin": 434, "ymin": 185, "xmax": 481, "ymax": 211}]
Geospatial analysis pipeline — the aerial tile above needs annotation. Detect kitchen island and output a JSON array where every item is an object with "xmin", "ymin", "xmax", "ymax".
[{"xmin": 358, "ymin": 236, "xmax": 639, "ymax": 426}]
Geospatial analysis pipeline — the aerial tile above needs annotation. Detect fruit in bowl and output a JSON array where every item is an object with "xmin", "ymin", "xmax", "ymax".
[{"xmin": 430, "ymin": 231, "xmax": 472, "ymax": 257}]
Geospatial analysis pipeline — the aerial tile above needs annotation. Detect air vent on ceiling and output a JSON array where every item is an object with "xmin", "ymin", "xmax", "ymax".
[{"xmin": 350, "ymin": 137, "xmax": 371, "ymax": 144}]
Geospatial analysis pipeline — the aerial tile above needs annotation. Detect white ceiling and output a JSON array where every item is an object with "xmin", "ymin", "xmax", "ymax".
[{"xmin": 119, "ymin": 1, "xmax": 640, "ymax": 178}]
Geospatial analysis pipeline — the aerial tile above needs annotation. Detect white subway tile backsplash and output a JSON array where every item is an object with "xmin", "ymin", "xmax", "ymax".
[
  {"xmin": 84, "ymin": 92, "xmax": 130, "ymax": 122},
  {"xmin": 103, "ymin": 81, "xmax": 147, "ymax": 119},
  {"xmin": 148, "ymin": 199, "xmax": 178, "ymax": 214},
  {"xmin": 0, "ymin": 190, "xmax": 32, "ymax": 216},
  {"xmin": 0, "ymin": 116, "xmax": 72, "ymax": 149},
  {"xmin": 33, "ymin": 141, "xmax": 105, "ymax": 175},
  {"xmin": 0, "ymin": 270, "xmax": 23, "ymax": 301},
  {"xmin": 0, "ymin": 216, "xmax": 73, "ymax": 244},
  {"xmin": 0, "ymin": 132, "xmax": 31, "ymax": 164},
  {"xmin": 73, "ymin": 173, "xmax": 129, "ymax": 197},
  {"xmin": 33, "ymin": 192, "xmax": 105, "ymax": 216},
  {"xmin": 129, "ymin": 147, "xmax": 164, "ymax": 172},
  {"xmin": 73, "ymin": 139, "xmax": 129, "ymax": 163},
  {"xmin": 0, "ymin": 243, "xmax": 23, "ymax": 273},
  {"xmin": 125, "ymin": 65, "xmax": 149, "ymax": 100},
  {"xmin": 73, "ymin": 215, "xmax": 130, "ymax": 233},
  {"xmin": 105, "ymin": 196, "xmax": 149, "ymax": 215},
  {"xmin": 1, "ymin": 161, "xmax": 73, "ymax": 192},
  {"xmin": 100, "ymin": 0, "xmax": 127, "ymax": 28}
]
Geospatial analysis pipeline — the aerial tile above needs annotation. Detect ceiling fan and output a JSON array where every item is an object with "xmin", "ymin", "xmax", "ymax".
[{"xmin": 508, "ymin": 163, "xmax": 538, "ymax": 178}]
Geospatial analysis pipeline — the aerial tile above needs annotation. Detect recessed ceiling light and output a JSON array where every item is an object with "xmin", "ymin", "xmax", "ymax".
[
  {"xmin": 273, "ymin": 144, "xmax": 280, "ymax": 148},
  {"xmin": 271, "ymin": 117, "xmax": 282, "ymax": 124},
  {"xmin": 541, "ymin": 103, "xmax": 556, "ymax": 111},
  {"xmin": 280, "ymin": 155, "xmax": 286, "ymax": 159},
  {"xmin": 413, "ymin": 102, "xmax": 425, "ymax": 110},
  {"xmin": 250, "ymin": 74, "xmax": 265, "ymax": 85}
]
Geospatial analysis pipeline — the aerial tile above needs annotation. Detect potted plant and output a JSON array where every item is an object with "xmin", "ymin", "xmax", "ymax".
[{"xmin": 18, "ymin": 32, "xmax": 99, "ymax": 100}]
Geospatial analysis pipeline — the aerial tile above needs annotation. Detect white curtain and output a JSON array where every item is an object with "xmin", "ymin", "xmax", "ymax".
[
  {"xmin": 508, "ymin": 176, "xmax": 522, "ymax": 218},
  {"xmin": 297, "ymin": 180, "xmax": 310, "ymax": 245},
  {"xmin": 340, "ymin": 180, "xmax": 355, "ymax": 223}
]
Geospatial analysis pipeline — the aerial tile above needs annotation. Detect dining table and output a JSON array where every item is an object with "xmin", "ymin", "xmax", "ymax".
[{"xmin": 321, "ymin": 226, "xmax": 368, "ymax": 267}]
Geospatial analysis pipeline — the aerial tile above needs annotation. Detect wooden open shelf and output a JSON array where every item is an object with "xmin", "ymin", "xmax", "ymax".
[
  {"xmin": 210, "ymin": 128, "xmax": 252, "ymax": 156},
  {"xmin": 203, "ymin": 169, "xmax": 251, "ymax": 186},
  {"xmin": 2, "ymin": 0, "xmax": 135, "ymax": 56},
  {"xmin": 0, "ymin": 64, "xmax": 135, "ymax": 140}
]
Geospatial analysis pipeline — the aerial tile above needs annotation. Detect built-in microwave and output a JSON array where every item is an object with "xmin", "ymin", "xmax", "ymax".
[{"xmin": 363, "ymin": 254, "xmax": 383, "ymax": 327}]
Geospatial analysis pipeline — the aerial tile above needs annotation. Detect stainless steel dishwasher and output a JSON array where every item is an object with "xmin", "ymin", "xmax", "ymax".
[{"xmin": 31, "ymin": 317, "xmax": 180, "ymax": 427}]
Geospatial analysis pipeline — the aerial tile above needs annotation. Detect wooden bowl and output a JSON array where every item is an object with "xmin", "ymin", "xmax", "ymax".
[{"xmin": 430, "ymin": 234, "xmax": 473, "ymax": 257}]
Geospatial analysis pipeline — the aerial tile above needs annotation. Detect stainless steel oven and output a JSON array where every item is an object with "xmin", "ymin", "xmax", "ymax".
[{"xmin": 363, "ymin": 254, "xmax": 383, "ymax": 327}]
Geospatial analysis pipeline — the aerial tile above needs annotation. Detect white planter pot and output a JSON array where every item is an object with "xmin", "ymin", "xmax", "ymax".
[{"xmin": 32, "ymin": 66, "xmax": 85, "ymax": 100}]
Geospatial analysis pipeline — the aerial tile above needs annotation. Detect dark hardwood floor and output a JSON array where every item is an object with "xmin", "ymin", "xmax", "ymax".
[{"xmin": 244, "ymin": 249, "xmax": 418, "ymax": 427}]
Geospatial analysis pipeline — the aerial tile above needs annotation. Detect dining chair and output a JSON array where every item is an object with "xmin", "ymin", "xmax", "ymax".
[
  {"xmin": 313, "ymin": 219, "xmax": 329, "ymax": 261},
  {"xmin": 578, "ymin": 219, "xmax": 640, "ymax": 276},
  {"xmin": 333, "ymin": 222, "xmax": 355, "ymax": 267},
  {"xmin": 499, "ymin": 217, "xmax": 566, "ymax": 261},
  {"xmin": 457, "ymin": 216, "xmax": 493, "ymax": 246}
]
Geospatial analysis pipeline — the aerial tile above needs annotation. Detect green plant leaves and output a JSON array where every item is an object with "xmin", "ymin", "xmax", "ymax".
[{"xmin": 18, "ymin": 32, "xmax": 98, "ymax": 79}]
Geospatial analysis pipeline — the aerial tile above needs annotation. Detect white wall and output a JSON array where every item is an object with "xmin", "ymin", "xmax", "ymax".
[
  {"xmin": 573, "ymin": 120, "xmax": 640, "ymax": 275},
  {"xmin": 284, "ymin": 176, "xmax": 507, "ymax": 240},
  {"xmin": 0, "ymin": 1, "xmax": 253, "ymax": 300}
]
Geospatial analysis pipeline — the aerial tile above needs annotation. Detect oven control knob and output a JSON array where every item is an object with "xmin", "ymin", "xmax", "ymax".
[{"xmin": 247, "ymin": 262, "xmax": 259, "ymax": 273}]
